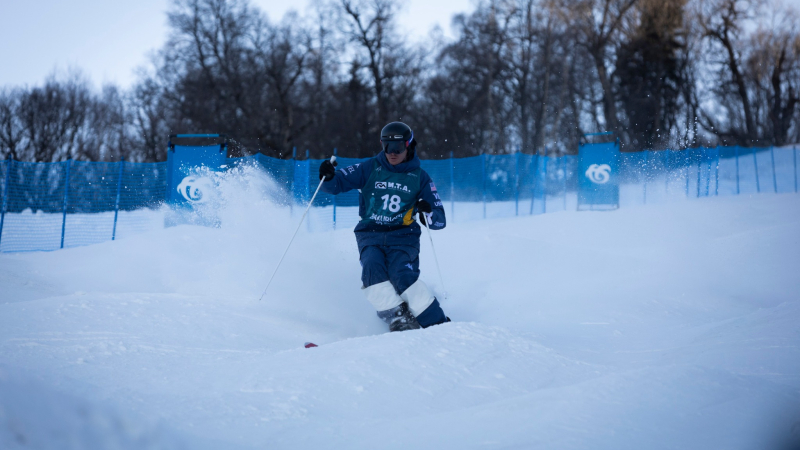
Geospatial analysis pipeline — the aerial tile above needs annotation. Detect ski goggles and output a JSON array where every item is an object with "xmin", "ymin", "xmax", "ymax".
[{"xmin": 381, "ymin": 131, "xmax": 413, "ymax": 154}]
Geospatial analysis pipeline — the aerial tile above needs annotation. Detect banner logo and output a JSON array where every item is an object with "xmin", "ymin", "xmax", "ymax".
[
  {"xmin": 177, "ymin": 176, "xmax": 214, "ymax": 203},
  {"xmin": 585, "ymin": 164, "xmax": 611, "ymax": 184}
]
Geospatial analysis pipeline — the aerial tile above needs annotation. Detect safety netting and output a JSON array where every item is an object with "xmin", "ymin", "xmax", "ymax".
[
  {"xmin": 0, "ymin": 160, "xmax": 166, "ymax": 252},
  {"xmin": 0, "ymin": 146, "xmax": 797, "ymax": 252}
]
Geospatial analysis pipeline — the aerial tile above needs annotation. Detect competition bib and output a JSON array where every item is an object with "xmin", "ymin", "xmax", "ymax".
[{"xmin": 361, "ymin": 160, "xmax": 421, "ymax": 227}]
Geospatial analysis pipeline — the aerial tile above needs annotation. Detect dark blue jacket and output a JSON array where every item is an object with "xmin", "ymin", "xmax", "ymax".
[{"xmin": 321, "ymin": 151, "xmax": 446, "ymax": 251}]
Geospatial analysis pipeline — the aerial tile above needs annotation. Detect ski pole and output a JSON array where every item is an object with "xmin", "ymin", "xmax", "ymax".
[
  {"xmin": 259, "ymin": 155, "xmax": 336, "ymax": 301},
  {"xmin": 423, "ymin": 212, "xmax": 448, "ymax": 300}
]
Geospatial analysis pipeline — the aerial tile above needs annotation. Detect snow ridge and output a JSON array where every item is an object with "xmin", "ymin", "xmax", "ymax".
[{"xmin": 0, "ymin": 168, "xmax": 799, "ymax": 449}]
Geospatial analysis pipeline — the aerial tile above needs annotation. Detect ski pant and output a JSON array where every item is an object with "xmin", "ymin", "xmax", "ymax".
[{"xmin": 359, "ymin": 245, "xmax": 447, "ymax": 328}]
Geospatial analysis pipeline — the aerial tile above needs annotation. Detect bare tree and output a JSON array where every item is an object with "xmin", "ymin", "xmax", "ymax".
[
  {"xmin": 130, "ymin": 72, "xmax": 172, "ymax": 162},
  {"xmin": 503, "ymin": 0, "xmax": 577, "ymax": 154},
  {"xmin": 2, "ymin": 76, "xmax": 139, "ymax": 162},
  {"xmin": 78, "ymin": 85, "xmax": 130, "ymax": 161},
  {"xmin": 694, "ymin": 0, "xmax": 761, "ymax": 144},
  {"xmin": 17, "ymin": 73, "xmax": 93, "ymax": 162},
  {"xmin": 162, "ymin": 0, "xmax": 263, "ymax": 153},
  {"xmin": 507, "ymin": 0, "xmax": 542, "ymax": 153},
  {"xmin": 745, "ymin": 7, "xmax": 800, "ymax": 145},
  {"xmin": 419, "ymin": 2, "xmax": 516, "ymax": 156},
  {"xmin": 299, "ymin": 5, "xmax": 340, "ymax": 155},
  {"xmin": 693, "ymin": 0, "xmax": 799, "ymax": 146},
  {"xmin": 339, "ymin": 0, "xmax": 398, "ymax": 126},
  {"xmin": 5, "ymin": 0, "xmax": 793, "ymax": 166},
  {"xmin": 0, "ymin": 88, "xmax": 25, "ymax": 161},
  {"xmin": 563, "ymin": 0, "xmax": 638, "ymax": 135},
  {"xmin": 252, "ymin": 13, "xmax": 312, "ymax": 154}
]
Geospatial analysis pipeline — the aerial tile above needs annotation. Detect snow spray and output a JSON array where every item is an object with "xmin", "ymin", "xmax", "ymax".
[{"xmin": 259, "ymin": 156, "xmax": 336, "ymax": 301}]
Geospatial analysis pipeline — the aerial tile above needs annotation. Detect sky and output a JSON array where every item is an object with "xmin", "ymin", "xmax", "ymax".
[{"xmin": 0, "ymin": 0, "xmax": 474, "ymax": 90}]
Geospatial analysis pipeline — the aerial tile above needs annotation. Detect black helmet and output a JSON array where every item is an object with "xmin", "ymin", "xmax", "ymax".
[{"xmin": 380, "ymin": 122, "xmax": 414, "ymax": 154}]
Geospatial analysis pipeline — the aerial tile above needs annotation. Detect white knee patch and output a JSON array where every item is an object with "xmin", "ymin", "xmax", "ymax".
[
  {"xmin": 400, "ymin": 280, "xmax": 435, "ymax": 317},
  {"xmin": 362, "ymin": 281, "xmax": 403, "ymax": 312}
]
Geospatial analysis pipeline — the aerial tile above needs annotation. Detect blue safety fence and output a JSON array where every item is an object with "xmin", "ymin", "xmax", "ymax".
[
  {"xmin": 0, "ymin": 145, "xmax": 798, "ymax": 252},
  {"xmin": 0, "ymin": 159, "xmax": 166, "ymax": 252}
]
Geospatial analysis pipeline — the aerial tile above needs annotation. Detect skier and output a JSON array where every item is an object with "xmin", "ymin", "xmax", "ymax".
[{"xmin": 318, "ymin": 122, "xmax": 450, "ymax": 331}]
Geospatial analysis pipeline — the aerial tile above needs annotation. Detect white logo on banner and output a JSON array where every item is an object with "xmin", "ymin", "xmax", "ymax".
[
  {"xmin": 585, "ymin": 164, "xmax": 611, "ymax": 184},
  {"xmin": 177, "ymin": 176, "xmax": 214, "ymax": 203}
]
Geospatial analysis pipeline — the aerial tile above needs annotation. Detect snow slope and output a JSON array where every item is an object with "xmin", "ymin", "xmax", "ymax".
[{"xmin": 1, "ymin": 168, "xmax": 799, "ymax": 449}]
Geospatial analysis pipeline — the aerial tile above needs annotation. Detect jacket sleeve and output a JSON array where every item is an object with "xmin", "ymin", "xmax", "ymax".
[
  {"xmin": 418, "ymin": 171, "xmax": 446, "ymax": 230},
  {"xmin": 321, "ymin": 161, "xmax": 371, "ymax": 195}
]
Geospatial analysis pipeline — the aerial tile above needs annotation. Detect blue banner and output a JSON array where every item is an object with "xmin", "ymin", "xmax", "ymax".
[
  {"xmin": 165, "ymin": 143, "xmax": 227, "ymax": 227},
  {"xmin": 166, "ymin": 144, "xmax": 227, "ymax": 206},
  {"xmin": 578, "ymin": 141, "xmax": 620, "ymax": 210}
]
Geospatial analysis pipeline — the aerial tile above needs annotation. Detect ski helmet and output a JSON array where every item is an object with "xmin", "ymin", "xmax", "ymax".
[{"xmin": 380, "ymin": 122, "xmax": 413, "ymax": 154}]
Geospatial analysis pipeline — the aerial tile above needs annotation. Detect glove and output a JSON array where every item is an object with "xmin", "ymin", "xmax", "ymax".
[
  {"xmin": 319, "ymin": 159, "xmax": 338, "ymax": 181},
  {"xmin": 417, "ymin": 199, "xmax": 432, "ymax": 226}
]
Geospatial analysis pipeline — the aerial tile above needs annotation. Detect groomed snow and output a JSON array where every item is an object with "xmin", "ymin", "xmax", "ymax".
[{"xmin": 1, "ymin": 168, "xmax": 799, "ymax": 449}]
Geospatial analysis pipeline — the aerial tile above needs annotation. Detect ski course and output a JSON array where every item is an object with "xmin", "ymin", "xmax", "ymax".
[{"xmin": 1, "ymin": 172, "xmax": 799, "ymax": 450}]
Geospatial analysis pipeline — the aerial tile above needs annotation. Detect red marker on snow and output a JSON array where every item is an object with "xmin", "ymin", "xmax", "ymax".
[{"xmin": 304, "ymin": 342, "xmax": 318, "ymax": 348}]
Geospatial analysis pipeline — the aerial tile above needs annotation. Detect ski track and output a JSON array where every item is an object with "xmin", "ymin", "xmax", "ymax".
[{"xmin": 1, "ymin": 186, "xmax": 800, "ymax": 449}]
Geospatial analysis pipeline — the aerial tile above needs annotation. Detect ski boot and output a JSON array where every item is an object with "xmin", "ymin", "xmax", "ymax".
[{"xmin": 377, "ymin": 303, "xmax": 421, "ymax": 332}]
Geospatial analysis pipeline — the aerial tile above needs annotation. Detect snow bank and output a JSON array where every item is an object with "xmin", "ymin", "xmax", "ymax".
[
  {"xmin": 0, "ymin": 366, "xmax": 184, "ymax": 450},
  {"xmin": 0, "ymin": 166, "xmax": 799, "ymax": 449}
]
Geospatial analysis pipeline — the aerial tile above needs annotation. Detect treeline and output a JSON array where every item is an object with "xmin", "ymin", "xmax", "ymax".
[{"xmin": 1, "ymin": 0, "xmax": 798, "ymax": 162}]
